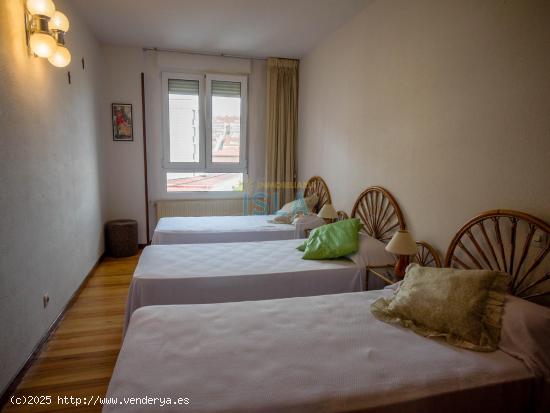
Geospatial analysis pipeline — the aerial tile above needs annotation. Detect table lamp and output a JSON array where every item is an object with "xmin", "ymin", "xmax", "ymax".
[
  {"xmin": 317, "ymin": 204, "xmax": 338, "ymax": 223},
  {"xmin": 385, "ymin": 230, "xmax": 418, "ymax": 278}
]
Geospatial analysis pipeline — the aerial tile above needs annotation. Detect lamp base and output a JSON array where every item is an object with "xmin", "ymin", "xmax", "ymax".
[{"xmin": 394, "ymin": 255, "xmax": 411, "ymax": 279}]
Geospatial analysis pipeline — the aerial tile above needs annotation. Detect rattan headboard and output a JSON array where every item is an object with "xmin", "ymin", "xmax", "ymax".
[
  {"xmin": 444, "ymin": 209, "xmax": 550, "ymax": 302},
  {"xmin": 303, "ymin": 176, "xmax": 332, "ymax": 213},
  {"xmin": 413, "ymin": 241, "xmax": 441, "ymax": 268},
  {"xmin": 337, "ymin": 210, "xmax": 349, "ymax": 221},
  {"xmin": 351, "ymin": 186, "xmax": 406, "ymax": 243}
]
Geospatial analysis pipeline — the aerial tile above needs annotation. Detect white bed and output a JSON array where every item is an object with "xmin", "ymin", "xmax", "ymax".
[
  {"xmin": 124, "ymin": 238, "xmax": 371, "ymax": 330},
  {"xmin": 127, "ymin": 186, "xmax": 407, "ymax": 329},
  {"xmin": 106, "ymin": 290, "xmax": 545, "ymax": 413},
  {"xmin": 152, "ymin": 176, "xmax": 333, "ymax": 245},
  {"xmin": 151, "ymin": 214, "xmax": 320, "ymax": 244}
]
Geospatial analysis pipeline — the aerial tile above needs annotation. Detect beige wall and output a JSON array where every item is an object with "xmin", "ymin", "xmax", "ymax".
[
  {"xmin": 0, "ymin": 0, "xmax": 105, "ymax": 393},
  {"xmin": 102, "ymin": 47, "xmax": 267, "ymax": 241},
  {"xmin": 298, "ymin": 0, "xmax": 550, "ymax": 256},
  {"xmin": 101, "ymin": 46, "xmax": 147, "ymax": 242}
]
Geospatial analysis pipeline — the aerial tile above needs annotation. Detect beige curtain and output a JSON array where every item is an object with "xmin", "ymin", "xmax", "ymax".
[{"xmin": 265, "ymin": 57, "xmax": 299, "ymax": 212}]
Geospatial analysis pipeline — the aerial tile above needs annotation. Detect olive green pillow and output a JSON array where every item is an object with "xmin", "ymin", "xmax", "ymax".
[
  {"xmin": 297, "ymin": 218, "xmax": 362, "ymax": 260},
  {"xmin": 371, "ymin": 264, "xmax": 509, "ymax": 352}
]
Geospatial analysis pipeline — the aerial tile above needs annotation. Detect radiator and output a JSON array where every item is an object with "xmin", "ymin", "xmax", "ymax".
[{"xmin": 156, "ymin": 199, "xmax": 250, "ymax": 219}]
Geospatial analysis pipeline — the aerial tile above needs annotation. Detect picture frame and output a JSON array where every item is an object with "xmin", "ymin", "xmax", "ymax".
[{"xmin": 112, "ymin": 103, "xmax": 133, "ymax": 141}]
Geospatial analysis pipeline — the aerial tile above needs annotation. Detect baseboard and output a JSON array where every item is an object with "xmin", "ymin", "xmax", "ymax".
[{"xmin": 0, "ymin": 253, "xmax": 105, "ymax": 410}]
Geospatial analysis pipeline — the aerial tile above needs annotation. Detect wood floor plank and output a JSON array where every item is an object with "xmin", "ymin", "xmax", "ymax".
[
  {"xmin": 85, "ymin": 275, "xmax": 133, "ymax": 288},
  {"xmin": 92, "ymin": 261, "xmax": 138, "ymax": 277},
  {"xmin": 1, "ymin": 254, "xmax": 138, "ymax": 413},
  {"xmin": 76, "ymin": 287, "xmax": 129, "ymax": 299}
]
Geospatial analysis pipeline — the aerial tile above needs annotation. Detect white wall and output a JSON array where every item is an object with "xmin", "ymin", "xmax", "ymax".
[
  {"xmin": 298, "ymin": 0, "xmax": 550, "ymax": 256},
  {"xmin": 101, "ymin": 47, "xmax": 267, "ymax": 241},
  {"xmin": 0, "ymin": 0, "xmax": 105, "ymax": 394},
  {"xmin": 101, "ymin": 46, "xmax": 147, "ymax": 243}
]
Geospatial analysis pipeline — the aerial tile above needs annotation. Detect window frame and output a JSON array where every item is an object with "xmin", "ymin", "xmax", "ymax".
[{"xmin": 161, "ymin": 71, "xmax": 248, "ymax": 194}]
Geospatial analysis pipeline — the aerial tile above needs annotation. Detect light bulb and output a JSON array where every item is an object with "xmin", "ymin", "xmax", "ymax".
[
  {"xmin": 26, "ymin": 0, "xmax": 56, "ymax": 18},
  {"xmin": 50, "ymin": 11, "xmax": 69, "ymax": 32},
  {"xmin": 29, "ymin": 32, "xmax": 57, "ymax": 58},
  {"xmin": 48, "ymin": 45, "xmax": 71, "ymax": 67}
]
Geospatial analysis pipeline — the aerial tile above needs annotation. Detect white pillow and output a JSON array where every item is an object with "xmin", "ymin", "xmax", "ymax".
[
  {"xmin": 384, "ymin": 280, "xmax": 402, "ymax": 291},
  {"xmin": 271, "ymin": 214, "xmax": 292, "ymax": 224},
  {"xmin": 499, "ymin": 295, "xmax": 550, "ymax": 380},
  {"xmin": 347, "ymin": 233, "xmax": 395, "ymax": 267},
  {"xmin": 277, "ymin": 194, "xmax": 318, "ymax": 217}
]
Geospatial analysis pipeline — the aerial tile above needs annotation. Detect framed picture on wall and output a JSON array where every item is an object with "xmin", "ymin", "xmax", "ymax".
[{"xmin": 112, "ymin": 103, "xmax": 133, "ymax": 141}]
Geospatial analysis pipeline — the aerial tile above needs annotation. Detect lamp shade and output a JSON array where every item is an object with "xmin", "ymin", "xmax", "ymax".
[
  {"xmin": 26, "ymin": 0, "xmax": 56, "ymax": 18},
  {"xmin": 48, "ymin": 45, "xmax": 71, "ymax": 67},
  {"xmin": 50, "ymin": 11, "xmax": 70, "ymax": 32},
  {"xmin": 29, "ymin": 32, "xmax": 57, "ymax": 58},
  {"xmin": 317, "ymin": 204, "xmax": 338, "ymax": 220},
  {"xmin": 385, "ymin": 230, "xmax": 418, "ymax": 255}
]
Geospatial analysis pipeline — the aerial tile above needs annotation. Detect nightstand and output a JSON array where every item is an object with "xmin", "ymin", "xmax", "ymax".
[
  {"xmin": 366, "ymin": 241, "xmax": 441, "ymax": 290},
  {"xmin": 366, "ymin": 265, "xmax": 400, "ymax": 289}
]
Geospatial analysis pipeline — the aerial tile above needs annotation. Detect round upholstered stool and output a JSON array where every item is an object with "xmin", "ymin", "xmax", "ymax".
[{"xmin": 105, "ymin": 219, "xmax": 138, "ymax": 257}]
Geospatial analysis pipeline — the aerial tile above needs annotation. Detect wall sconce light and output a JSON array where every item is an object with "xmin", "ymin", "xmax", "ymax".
[{"xmin": 25, "ymin": 0, "xmax": 71, "ymax": 67}]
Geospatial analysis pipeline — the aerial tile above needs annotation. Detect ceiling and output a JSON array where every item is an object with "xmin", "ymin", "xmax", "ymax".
[{"xmin": 71, "ymin": 0, "xmax": 369, "ymax": 59}]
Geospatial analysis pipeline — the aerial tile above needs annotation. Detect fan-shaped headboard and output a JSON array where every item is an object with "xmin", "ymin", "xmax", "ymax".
[
  {"xmin": 351, "ymin": 186, "xmax": 406, "ymax": 242},
  {"xmin": 337, "ymin": 210, "xmax": 349, "ymax": 221},
  {"xmin": 413, "ymin": 241, "xmax": 441, "ymax": 268},
  {"xmin": 444, "ymin": 210, "xmax": 550, "ymax": 302},
  {"xmin": 303, "ymin": 176, "xmax": 332, "ymax": 213}
]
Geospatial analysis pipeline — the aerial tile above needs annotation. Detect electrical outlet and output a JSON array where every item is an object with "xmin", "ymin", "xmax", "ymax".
[{"xmin": 43, "ymin": 294, "xmax": 49, "ymax": 308}]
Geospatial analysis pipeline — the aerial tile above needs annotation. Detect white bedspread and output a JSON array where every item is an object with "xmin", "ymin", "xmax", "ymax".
[
  {"xmin": 124, "ymin": 239, "xmax": 364, "ymax": 330},
  {"xmin": 152, "ymin": 215, "xmax": 323, "ymax": 244},
  {"xmin": 106, "ymin": 291, "xmax": 535, "ymax": 413}
]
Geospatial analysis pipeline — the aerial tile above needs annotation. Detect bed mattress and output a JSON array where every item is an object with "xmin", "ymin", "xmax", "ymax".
[
  {"xmin": 124, "ymin": 239, "xmax": 364, "ymax": 330},
  {"xmin": 107, "ymin": 290, "xmax": 538, "ymax": 413},
  {"xmin": 152, "ymin": 215, "xmax": 315, "ymax": 244}
]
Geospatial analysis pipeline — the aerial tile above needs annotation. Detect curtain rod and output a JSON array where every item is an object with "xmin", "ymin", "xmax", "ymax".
[{"xmin": 142, "ymin": 47, "xmax": 268, "ymax": 61}]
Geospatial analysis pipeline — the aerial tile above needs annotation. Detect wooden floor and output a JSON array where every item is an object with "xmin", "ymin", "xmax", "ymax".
[{"xmin": 2, "ymin": 254, "xmax": 138, "ymax": 413}]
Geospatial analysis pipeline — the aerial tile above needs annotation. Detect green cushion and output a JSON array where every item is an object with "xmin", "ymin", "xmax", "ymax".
[
  {"xmin": 371, "ymin": 264, "xmax": 509, "ymax": 352},
  {"xmin": 299, "ymin": 218, "xmax": 362, "ymax": 260}
]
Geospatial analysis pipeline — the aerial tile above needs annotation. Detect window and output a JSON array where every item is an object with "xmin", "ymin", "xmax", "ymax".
[{"xmin": 162, "ymin": 72, "xmax": 247, "ymax": 193}]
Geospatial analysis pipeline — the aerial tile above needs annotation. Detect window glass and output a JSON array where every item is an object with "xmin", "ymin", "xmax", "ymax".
[
  {"xmin": 168, "ymin": 79, "xmax": 200, "ymax": 163},
  {"xmin": 211, "ymin": 80, "xmax": 241, "ymax": 163}
]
